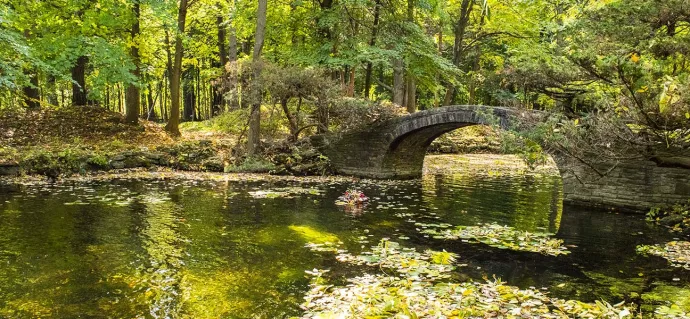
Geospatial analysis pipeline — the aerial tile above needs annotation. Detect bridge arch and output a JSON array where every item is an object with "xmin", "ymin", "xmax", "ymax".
[{"xmin": 322, "ymin": 105, "xmax": 519, "ymax": 179}]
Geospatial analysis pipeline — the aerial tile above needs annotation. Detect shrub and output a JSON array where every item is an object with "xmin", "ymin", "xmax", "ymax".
[
  {"xmin": 330, "ymin": 98, "xmax": 406, "ymax": 132},
  {"xmin": 224, "ymin": 157, "xmax": 276, "ymax": 173}
]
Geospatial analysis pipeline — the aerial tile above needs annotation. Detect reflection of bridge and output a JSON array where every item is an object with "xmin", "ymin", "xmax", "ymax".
[
  {"xmin": 317, "ymin": 104, "xmax": 690, "ymax": 212},
  {"xmin": 321, "ymin": 105, "xmax": 525, "ymax": 179}
]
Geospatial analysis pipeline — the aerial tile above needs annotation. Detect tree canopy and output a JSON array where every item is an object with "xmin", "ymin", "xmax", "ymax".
[{"xmin": 0, "ymin": 0, "xmax": 687, "ymax": 160}]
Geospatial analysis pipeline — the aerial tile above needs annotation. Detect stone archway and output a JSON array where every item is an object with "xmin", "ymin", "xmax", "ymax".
[{"xmin": 322, "ymin": 105, "xmax": 516, "ymax": 179}]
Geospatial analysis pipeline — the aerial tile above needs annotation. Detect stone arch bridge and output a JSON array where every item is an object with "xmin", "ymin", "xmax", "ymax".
[
  {"xmin": 320, "ymin": 105, "xmax": 520, "ymax": 179},
  {"xmin": 315, "ymin": 105, "xmax": 690, "ymax": 211}
]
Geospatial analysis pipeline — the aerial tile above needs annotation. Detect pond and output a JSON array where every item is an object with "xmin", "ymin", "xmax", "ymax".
[{"xmin": 0, "ymin": 155, "xmax": 688, "ymax": 318}]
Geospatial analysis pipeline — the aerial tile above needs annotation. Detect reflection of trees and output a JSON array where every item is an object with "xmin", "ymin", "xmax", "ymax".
[{"xmin": 421, "ymin": 170, "xmax": 562, "ymax": 233}]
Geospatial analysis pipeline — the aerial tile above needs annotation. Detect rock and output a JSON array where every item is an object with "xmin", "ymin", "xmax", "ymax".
[
  {"xmin": 290, "ymin": 163, "xmax": 319, "ymax": 175},
  {"xmin": 270, "ymin": 166, "xmax": 290, "ymax": 175},
  {"xmin": 111, "ymin": 154, "xmax": 127, "ymax": 161},
  {"xmin": 122, "ymin": 156, "xmax": 151, "ymax": 168},
  {"xmin": 299, "ymin": 149, "xmax": 319, "ymax": 159},
  {"xmin": 110, "ymin": 161, "xmax": 125, "ymax": 169},
  {"xmin": 0, "ymin": 162, "xmax": 20, "ymax": 176},
  {"xmin": 142, "ymin": 152, "xmax": 163, "ymax": 161},
  {"xmin": 659, "ymin": 214, "xmax": 686, "ymax": 226},
  {"xmin": 201, "ymin": 157, "xmax": 224, "ymax": 172}
]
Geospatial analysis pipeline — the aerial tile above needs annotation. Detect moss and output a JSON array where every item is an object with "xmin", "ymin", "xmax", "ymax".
[
  {"xmin": 583, "ymin": 271, "xmax": 644, "ymax": 300},
  {"xmin": 641, "ymin": 283, "xmax": 690, "ymax": 313},
  {"xmin": 288, "ymin": 225, "xmax": 340, "ymax": 244},
  {"xmin": 86, "ymin": 153, "xmax": 110, "ymax": 169}
]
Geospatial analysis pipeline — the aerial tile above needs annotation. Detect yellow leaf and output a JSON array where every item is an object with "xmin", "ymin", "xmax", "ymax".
[{"xmin": 630, "ymin": 53, "xmax": 640, "ymax": 63}]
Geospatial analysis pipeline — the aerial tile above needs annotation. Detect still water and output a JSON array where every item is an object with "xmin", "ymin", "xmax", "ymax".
[{"xmin": 0, "ymin": 155, "xmax": 688, "ymax": 318}]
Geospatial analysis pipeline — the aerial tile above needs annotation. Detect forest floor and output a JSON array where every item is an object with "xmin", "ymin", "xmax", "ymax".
[
  {"xmin": 0, "ymin": 106, "xmax": 328, "ymax": 178},
  {"xmin": 0, "ymin": 106, "xmax": 515, "ymax": 180}
]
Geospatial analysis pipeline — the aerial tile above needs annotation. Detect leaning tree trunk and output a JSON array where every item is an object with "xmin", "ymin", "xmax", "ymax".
[
  {"xmin": 165, "ymin": 0, "xmax": 189, "ymax": 136},
  {"xmin": 125, "ymin": 0, "xmax": 141, "ymax": 124},
  {"xmin": 247, "ymin": 0, "xmax": 267, "ymax": 156}
]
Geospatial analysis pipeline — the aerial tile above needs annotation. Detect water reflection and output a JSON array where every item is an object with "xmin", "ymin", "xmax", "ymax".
[{"xmin": 0, "ymin": 157, "xmax": 688, "ymax": 318}]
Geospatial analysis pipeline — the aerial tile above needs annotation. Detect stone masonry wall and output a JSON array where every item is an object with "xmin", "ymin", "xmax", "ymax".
[{"xmin": 558, "ymin": 157, "xmax": 690, "ymax": 213}]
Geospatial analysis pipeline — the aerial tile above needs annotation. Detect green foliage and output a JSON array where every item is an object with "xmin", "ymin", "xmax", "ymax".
[
  {"xmin": 224, "ymin": 156, "xmax": 276, "ymax": 173},
  {"xmin": 646, "ymin": 200, "xmax": 690, "ymax": 233}
]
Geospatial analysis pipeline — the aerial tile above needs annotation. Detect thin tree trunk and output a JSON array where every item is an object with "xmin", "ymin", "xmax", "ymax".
[
  {"xmin": 363, "ymin": 0, "xmax": 381, "ymax": 98},
  {"xmin": 147, "ymin": 82, "xmax": 156, "ymax": 120},
  {"xmin": 105, "ymin": 84, "xmax": 110, "ymax": 110},
  {"xmin": 393, "ymin": 58, "xmax": 404, "ymax": 105},
  {"xmin": 125, "ymin": 1, "xmax": 141, "ymax": 123},
  {"xmin": 281, "ymin": 99, "xmax": 299, "ymax": 141},
  {"xmin": 247, "ymin": 0, "xmax": 267, "ymax": 156},
  {"xmin": 183, "ymin": 66, "xmax": 196, "ymax": 121},
  {"xmin": 162, "ymin": 74, "xmax": 168, "ymax": 120},
  {"xmin": 165, "ymin": 0, "xmax": 189, "ymax": 136},
  {"xmin": 443, "ymin": 0, "xmax": 473, "ymax": 106},
  {"xmin": 347, "ymin": 68, "xmax": 355, "ymax": 97},
  {"xmin": 406, "ymin": 77, "xmax": 416, "ymax": 113},
  {"xmin": 117, "ymin": 83, "xmax": 123, "ymax": 112},
  {"xmin": 405, "ymin": 0, "xmax": 416, "ymax": 112},
  {"xmin": 434, "ymin": 29, "xmax": 442, "ymax": 108},
  {"xmin": 212, "ymin": 10, "xmax": 227, "ymax": 116}
]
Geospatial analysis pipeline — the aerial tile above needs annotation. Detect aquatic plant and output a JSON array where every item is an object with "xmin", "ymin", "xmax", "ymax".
[
  {"xmin": 420, "ymin": 222, "xmax": 570, "ymax": 256},
  {"xmin": 646, "ymin": 201, "xmax": 690, "ymax": 233},
  {"xmin": 248, "ymin": 187, "xmax": 322, "ymax": 199},
  {"xmin": 299, "ymin": 239, "xmax": 635, "ymax": 318},
  {"xmin": 637, "ymin": 241, "xmax": 690, "ymax": 270},
  {"xmin": 335, "ymin": 189, "xmax": 368, "ymax": 205}
]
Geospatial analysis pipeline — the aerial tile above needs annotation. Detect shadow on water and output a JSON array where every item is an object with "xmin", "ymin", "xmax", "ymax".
[{"xmin": 0, "ymin": 156, "xmax": 688, "ymax": 318}]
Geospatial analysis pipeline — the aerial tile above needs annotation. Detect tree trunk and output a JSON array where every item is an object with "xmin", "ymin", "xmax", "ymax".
[
  {"xmin": 212, "ymin": 11, "xmax": 228, "ymax": 116},
  {"xmin": 71, "ymin": 55, "xmax": 89, "ymax": 106},
  {"xmin": 393, "ymin": 59, "xmax": 404, "ymax": 105},
  {"xmin": 406, "ymin": 76, "xmax": 416, "ymax": 113},
  {"xmin": 125, "ymin": 1, "xmax": 141, "ymax": 124},
  {"xmin": 404, "ymin": 0, "xmax": 416, "ymax": 112},
  {"xmin": 347, "ymin": 68, "xmax": 355, "ymax": 97},
  {"xmin": 363, "ymin": 0, "xmax": 381, "ymax": 98},
  {"xmin": 434, "ymin": 29, "xmax": 442, "ymax": 108},
  {"xmin": 46, "ymin": 75, "xmax": 58, "ymax": 106},
  {"xmin": 281, "ymin": 99, "xmax": 299, "ymax": 141},
  {"xmin": 443, "ymin": 0, "xmax": 473, "ymax": 106},
  {"xmin": 165, "ymin": 0, "xmax": 189, "ymax": 136},
  {"xmin": 247, "ymin": 0, "xmax": 268, "ymax": 156},
  {"xmin": 22, "ymin": 71, "xmax": 40, "ymax": 109},
  {"xmin": 147, "ymin": 83, "xmax": 157, "ymax": 120},
  {"xmin": 227, "ymin": 14, "xmax": 239, "ymax": 110},
  {"xmin": 162, "ymin": 73, "xmax": 168, "ymax": 121},
  {"xmin": 183, "ymin": 66, "xmax": 196, "ymax": 121}
]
